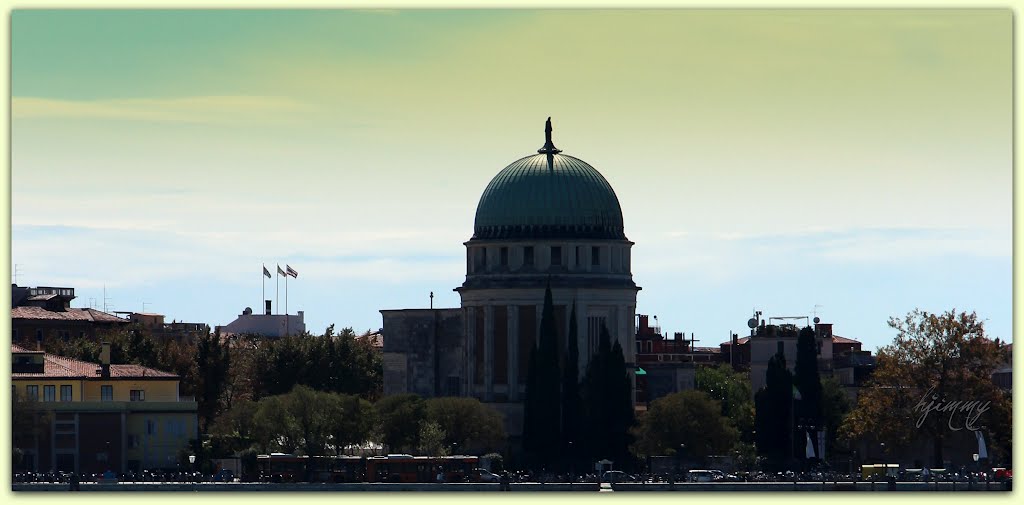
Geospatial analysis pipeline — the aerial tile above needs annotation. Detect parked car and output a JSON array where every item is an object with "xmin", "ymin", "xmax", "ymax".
[
  {"xmin": 212, "ymin": 469, "xmax": 235, "ymax": 482},
  {"xmin": 688, "ymin": 469, "xmax": 721, "ymax": 482},
  {"xmin": 475, "ymin": 468, "xmax": 500, "ymax": 483},
  {"xmin": 602, "ymin": 471, "xmax": 635, "ymax": 483}
]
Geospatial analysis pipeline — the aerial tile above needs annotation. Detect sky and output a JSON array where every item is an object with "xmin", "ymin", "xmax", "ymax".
[{"xmin": 9, "ymin": 9, "xmax": 1012, "ymax": 351}]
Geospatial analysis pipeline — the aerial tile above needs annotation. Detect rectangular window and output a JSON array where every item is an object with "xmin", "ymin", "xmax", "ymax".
[
  {"xmin": 575, "ymin": 247, "xmax": 580, "ymax": 267},
  {"xmin": 592, "ymin": 246, "xmax": 600, "ymax": 266},
  {"xmin": 130, "ymin": 389, "xmax": 145, "ymax": 402},
  {"xmin": 60, "ymin": 385, "xmax": 72, "ymax": 402},
  {"xmin": 43, "ymin": 385, "xmax": 56, "ymax": 402},
  {"xmin": 26, "ymin": 385, "xmax": 39, "ymax": 401},
  {"xmin": 551, "ymin": 246, "xmax": 562, "ymax": 266},
  {"xmin": 480, "ymin": 247, "xmax": 487, "ymax": 268},
  {"xmin": 101, "ymin": 385, "xmax": 113, "ymax": 402},
  {"xmin": 146, "ymin": 419, "xmax": 156, "ymax": 436},
  {"xmin": 500, "ymin": 247, "xmax": 508, "ymax": 267},
  {"xmin": 524, "ymin": 246, "xmax": 534, "ymax": 266},
  {"xmin": 36, "ymin": 329, "xmax": 43, "ymax": 341},
  {"xmin": 446, "ymin": 376, "xmax": 461, "ymax": 396}
]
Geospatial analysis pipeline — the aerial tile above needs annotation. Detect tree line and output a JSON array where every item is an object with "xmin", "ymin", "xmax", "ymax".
[
  {"xmin": 522, "ymin": 285, "xmax": 634, "ymax": 472},
  {"xmin": 19, "ymin": 306, "xmax": 1010, "ymax": 472}
]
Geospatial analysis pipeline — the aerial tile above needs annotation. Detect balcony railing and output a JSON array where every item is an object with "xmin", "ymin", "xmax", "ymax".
[{"xmin": 85, "ymin": 395, "xmax": 195, "ymax": 403}]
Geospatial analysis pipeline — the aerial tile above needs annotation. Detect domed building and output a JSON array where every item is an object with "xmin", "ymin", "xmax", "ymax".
[{"xmin": 381, "ymin": 119, "xmax": 640, "ymax": 435}]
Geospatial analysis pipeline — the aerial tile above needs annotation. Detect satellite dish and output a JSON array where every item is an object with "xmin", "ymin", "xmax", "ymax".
[
  {"xmin": 813, "ymin": 317, "xmax": 820, "ymax": 324},
  {"xmin": 747, "ymin": 318, "xmax": 758, "ymax": 329},
  {"xmin": 243, "ymin": 307, "xmax": 253, "ymax": 315}
]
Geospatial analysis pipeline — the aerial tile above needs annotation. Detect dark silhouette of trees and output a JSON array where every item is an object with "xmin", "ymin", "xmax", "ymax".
[
  {"xmin": 560, "ymin": 302, "xmax": 583, "ymax": 470},
  {"xmin": 581, "ymin": 322, "xmax": 634, "ymax": 465},
  {"xmin": 523, "ymin": 283, "xmax": 563, "ymax": 468},
  {"xmin": 196, "ymin": 329, "xmax": 231, "ymax": 433},
  {"xmin": 754, "ymin": 352, "xmax": 793, "ymax": 470},
  {"xmin": 793, "ymin": 325, "xmax": 823, "ymax": 459}
]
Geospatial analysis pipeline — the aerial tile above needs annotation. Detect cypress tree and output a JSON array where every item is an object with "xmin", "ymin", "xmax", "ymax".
[
  {"xmin": 608, "ymin": 338, "xmax": 635, "ymax": 465},
  {"xmin": 582, "ymin": 322, "xmax": 634, "ymax": 464},
  {"xmin": 794, "ymin": 326, "xmax": 823, "ymax": 459},
  {"xmin": 523, "ymin": 283, "xmax": 562, "ymax": 469},
  {"xmin": 754, "ymin": 352, "xmax": 793, "ymax": 470},
  {"xmin": 560, "ymin": 302, "xmax": 583, "ymax": 471}
]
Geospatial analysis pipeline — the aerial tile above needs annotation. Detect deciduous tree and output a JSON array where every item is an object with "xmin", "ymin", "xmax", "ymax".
[
  {"xmin": 631, "ymin": 390, "xmax": 739, "ymax": 463},
  {"xmin": 375, "ymin": 393, "xmax": 427, "ymax": 453},
  {"xmin": 839, "ymin": 309, "xmax": 1011, "ymax": 467}
]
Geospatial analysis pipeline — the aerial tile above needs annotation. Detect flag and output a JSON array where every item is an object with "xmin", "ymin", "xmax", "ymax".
[
  {"xmin": 792, "ymin": 384, "xmax": 802, "ymax": 400},
  {"xmin": 286, "ymin": 265, "xmax": 298, "ymax": 278},
  {"xmin": 976, "ymin": 430, "xmax": 988, "ymax": 459},
  {"xmin": 805, "ymin": 432, "xmax": 816, "ymax": 459},
  {"xmin": 277, "ymin": 265, "xmax": 287, "ymax": 277},
  {"xmin": 263, "ymin": 265, "xmax": 271, "ymax": 278}
]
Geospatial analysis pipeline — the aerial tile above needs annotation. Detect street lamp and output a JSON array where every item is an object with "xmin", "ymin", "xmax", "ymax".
[
  {"xmin": 568, "ymin": 441, "xmax": 575, "ymax": 482},
  {"xmin": 189, "ymin": 454, "xmax": 196, "ymax": 484}
]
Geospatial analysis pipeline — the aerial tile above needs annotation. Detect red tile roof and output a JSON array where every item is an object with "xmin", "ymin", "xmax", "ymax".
[
  {"xmin": 11, "ymin": 345, "xmax": 178, "ymax": 379},
  {"xmin": 11, "ymin": 343, "xmax": 41, "ymax": 353},
  {"xmin": 11, "ymin": 306, "xmax": 127, "ymax": 323}
]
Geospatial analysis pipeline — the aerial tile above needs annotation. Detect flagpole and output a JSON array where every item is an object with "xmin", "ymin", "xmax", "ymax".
[
  {"xmin": 285, "ymin": 273, "xmax": 289, "ymax": 336},
  {"xmin": 276, "ymin": 266, "xmax": 280, "ymax": 315},
  {"xmin": 262, "ymin": 266, "xmax": 265, "ymax": 312}
]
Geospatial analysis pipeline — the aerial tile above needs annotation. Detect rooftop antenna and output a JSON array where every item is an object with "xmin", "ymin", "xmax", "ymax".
[
  {"xmin": 103, "ymin": 285, "xmax": 113, "ymax": 313},
  {"xmin": 142, "ymin": 302, "xmax": 152, "ymax": 313},
  {"xmin": 813, "ymin": 304, "xmax": 823, "ymax": 320},
  {"xmin": 429, "ymin": 291, "xmax": 434, "ymax": 310},
  {"xmin": 13, "ymin": 264, "xmax": 23, "ymax": 285}
]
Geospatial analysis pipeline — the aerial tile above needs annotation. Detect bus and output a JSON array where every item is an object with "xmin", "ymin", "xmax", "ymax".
[
  {"xmin": 861, "ymin": 464, "xmax": 899, "ymax": 481},
  {"xmin": 256, "ymin": 453, "xmax": 480, "ymax": 483},
  {"xmin": 365, "ymin": 455, "xmax": 479, "ymax": 483},
  {"xmin": 257, "ymin": 454, "xmax": 366, "ymax": 483},
  {"xmin": 257, "ymin": 453, "xmax": 306, "ymax": 483}
]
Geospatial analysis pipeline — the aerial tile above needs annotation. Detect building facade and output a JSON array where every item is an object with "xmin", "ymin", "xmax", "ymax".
[
  {"xmin": 382, "ymin": 119, "xmax": 641, "ymax": 437},
  {"xmin": 11, "ymin": 284, "xmax": 129, "ymax": 346},
  {"xmin": 217, "ymin": 305, "xmax": 305, "ymax": 338},
  {"xmin": 12, "ymin": 343, "xmax": 198, "ymax": 474}
]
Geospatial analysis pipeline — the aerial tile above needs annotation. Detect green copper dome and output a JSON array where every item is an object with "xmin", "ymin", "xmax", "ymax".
[{"xmin": 473, "ymin": 119, "xmax": 625, "ymax": 241}]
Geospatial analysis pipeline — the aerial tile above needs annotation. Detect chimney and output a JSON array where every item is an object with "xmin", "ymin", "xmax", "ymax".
[
  {"xmin": 265, "ymin": 300, "xmax": 272, "ymax": 315},
  {"xmin": 100, "ymin": 342, "xmax": 111, "ymax": 377}
]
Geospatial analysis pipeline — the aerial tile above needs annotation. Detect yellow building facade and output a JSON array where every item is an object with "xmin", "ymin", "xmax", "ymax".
[{"xmin": 12, "ymin": 344, "xmax": 198, "ymax": 474}]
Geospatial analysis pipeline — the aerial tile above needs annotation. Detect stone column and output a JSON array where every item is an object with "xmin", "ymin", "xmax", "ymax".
[
  {"xmin": 121, "ymin": 411, "xmax": 127, "ymax": 474},
  {"xmin": 507, "ymin": 305, "xmax": 519, "ymax": 401},
  {"xmin": 618, "ymin": 304, "xmax": 632, "ymax": 364},
  {"xmin": 484, "ymin": 305, "xmax": 494, "ymax": 401},
  {"xmin": 466, "ymin": 306, "xmax": 476, "ymax": 397},
  {"xmin": 575, "ymin": 300, "xmax": 588, "ymax": 381}
]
